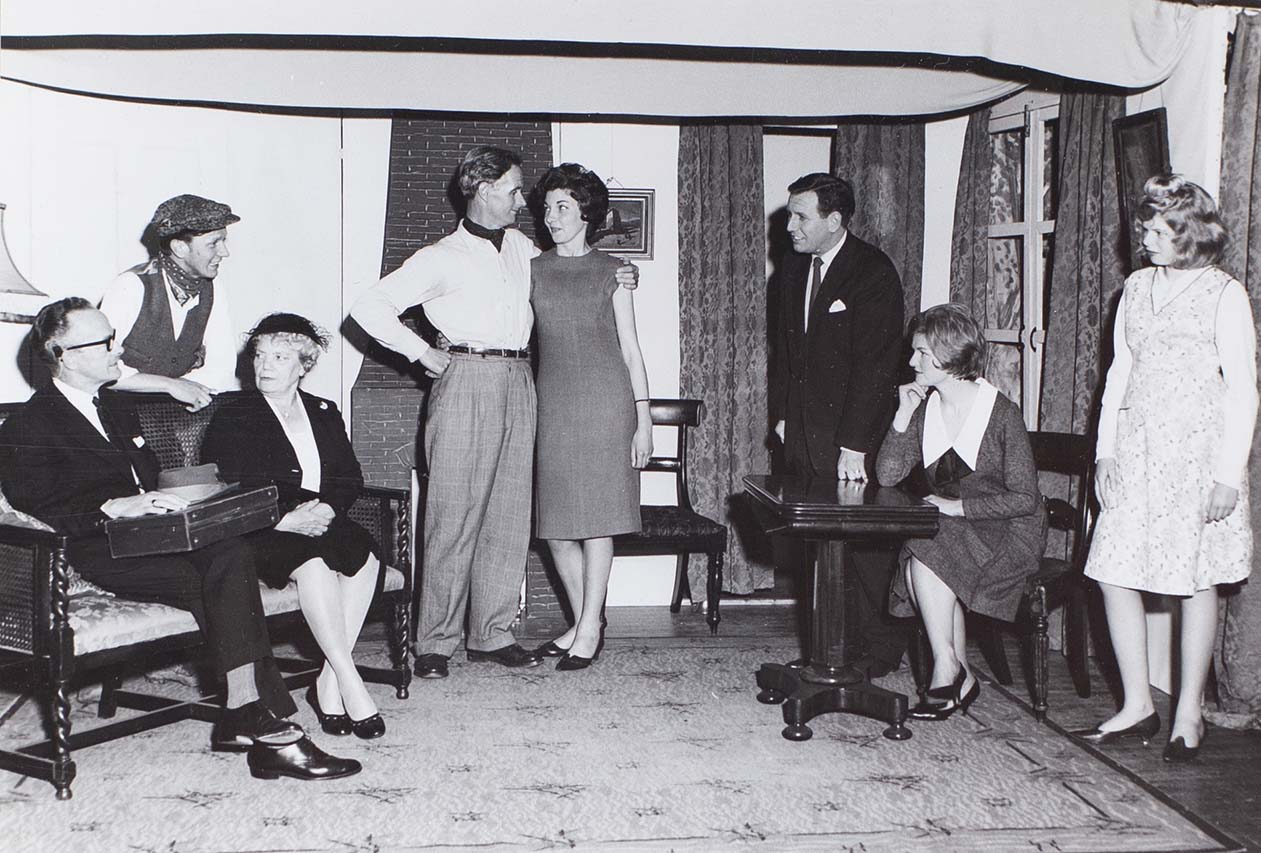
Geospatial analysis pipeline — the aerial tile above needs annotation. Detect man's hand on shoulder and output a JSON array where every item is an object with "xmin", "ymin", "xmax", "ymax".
[
  {"xmin": 102, "ymin": 491, "xmax": 190, "ymax": 519},
  {"xmin": 615, "ymin": 260, "xmax": 639, "ymax": 291}
]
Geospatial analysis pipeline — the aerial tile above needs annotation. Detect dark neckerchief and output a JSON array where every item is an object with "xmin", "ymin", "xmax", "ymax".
[
  {"xmin": 463, "ymin": 218, "xmax": 506, "ymax": 252},
  {"xmin": 160, "ymin": 254, "xmax": 209, "ymax": 306}
]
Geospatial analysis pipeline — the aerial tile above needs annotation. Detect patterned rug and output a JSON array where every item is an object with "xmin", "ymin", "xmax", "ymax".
[{"xmin": 0, "ymin": 642, "xmax": 1238, "ymax": 852}]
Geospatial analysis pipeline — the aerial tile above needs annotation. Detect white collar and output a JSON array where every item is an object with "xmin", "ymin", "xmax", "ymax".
[
  {"xmin": 815, "ymin": 230, "xmax": 847, "ymax": 275},
  {"xmin": 921, "ymin": 378, "xmax": 999, "ymax": 469},
  {"xmin": 52, "ymin": 377, "xmax": 108, "ymax": 438}
]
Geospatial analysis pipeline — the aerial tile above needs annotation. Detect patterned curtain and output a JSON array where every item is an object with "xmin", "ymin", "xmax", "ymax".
[
  {"xmin": 1039, "ymin": 91, "xmax": 1128, "ymax": 438},
  {"xmin": 1037, "ymin": 92, "xmax": 1127, "ymax": 566},
  {"xmin": 833, "ymin": 121, "xmax": 926, "ymax": 323},
  {"xmin": 948, "ymin": 109, "xmax": 993, "ymax": 313},
  {"xmin": 948, "ymin": 107, "xmax": 1027, "ymax": 405},
  {"xmin": 1213, "ymin": 11, "xmax": 1261, "ymax": 728},
  {"xmin": 677, "ymin": 123, "xmax": 773, "ymax": 595}
]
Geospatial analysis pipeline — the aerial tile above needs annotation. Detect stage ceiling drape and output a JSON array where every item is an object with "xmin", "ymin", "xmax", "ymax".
[{"xmin": 0, "ymin": 0, "xmax": 1198, "ymax": 117}]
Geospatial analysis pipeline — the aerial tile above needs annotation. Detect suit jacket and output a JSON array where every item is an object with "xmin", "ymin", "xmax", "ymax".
[
  {"xmin": 0, "ymin": 384, "xmax": 159, "ymax": 540},
  {"xmin": 772, "ymin": 232, "xmax": 905, "ymax": 472},
  {"xmin": 200, "ymin": 390, "xmax": 364, "ymax": 516}
]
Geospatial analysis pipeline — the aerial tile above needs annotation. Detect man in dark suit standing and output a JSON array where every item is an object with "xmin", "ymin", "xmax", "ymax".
[
  {"xmin": 0, "ymin": 298, "xmax": 359, "ymax": 780},
  {"xmin": 771, "ymin": 172, "xmax": 910, "ymax": 677}
]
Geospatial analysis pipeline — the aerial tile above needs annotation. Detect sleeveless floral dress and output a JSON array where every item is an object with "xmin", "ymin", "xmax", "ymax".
[{"xmin": 1085, "ymin": 266, "xmax": 1252, "ymax": 595}]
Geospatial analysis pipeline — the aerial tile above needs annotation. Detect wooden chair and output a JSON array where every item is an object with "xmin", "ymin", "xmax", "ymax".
[
  {"xmin": 612, "ymin": 399, "xmax": 727, "ymax": 634},
  {"xmin": 910, "ymin": 430, "xmax": 1094, "ymax": 721}
]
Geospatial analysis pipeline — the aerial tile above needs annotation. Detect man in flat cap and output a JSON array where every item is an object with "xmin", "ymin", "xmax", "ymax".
[{"xmin": 98, "ymin": 194, "xmax": 241, "ymax": 410}]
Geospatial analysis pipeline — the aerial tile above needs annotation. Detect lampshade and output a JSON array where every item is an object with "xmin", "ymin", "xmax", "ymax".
[{"xmin": 0, "ymin": 203, "xmax": 47, "ymax": 323}]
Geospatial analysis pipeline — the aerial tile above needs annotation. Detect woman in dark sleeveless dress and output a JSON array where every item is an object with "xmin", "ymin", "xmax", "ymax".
[{"xmin": 530, "ymin": 164, "xmax": 653, "ymax": 670}]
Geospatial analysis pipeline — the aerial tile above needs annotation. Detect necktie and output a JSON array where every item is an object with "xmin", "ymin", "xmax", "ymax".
[
  {"xmin": 94, "ymin": 396, "xmax": 142, "ymax": 485},
  {"xmin": 805, "ymin": 256, "xmax": 823, "ymax": 331}
]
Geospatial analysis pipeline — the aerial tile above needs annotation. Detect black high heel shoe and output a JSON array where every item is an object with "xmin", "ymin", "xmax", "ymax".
[
  {"xmin": 350, "ymin": 712, "xmax": 386, "ymax": 740},
  {"xmin": 306, "ymin": 685, "xmax": 352, "ymax": 737},
  {"xmin": 556, "ymin": 628, "xmax": 605, "ymax": 672},
  {"xmin": 1071, "ymin": 711, "xmax": 1161, "ymax": 746},
  {"xmin": 925, "ymin": 666, "xmax": 968, "ymax": 702},
  {"xmin": 911, "ymin": 678, "xmax": 981, "ymax": 721},
  {"xmin": 1163, "ymin": 725, "xmax": 1206, "ymax": 763}
]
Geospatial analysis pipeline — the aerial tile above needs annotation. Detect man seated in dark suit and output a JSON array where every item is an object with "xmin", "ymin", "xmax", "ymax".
[
  {"xmin": 771, "ymin": 173, "xmax": 911, "ymax": 678},
  {"xmin": 0, "ymin": 297, "xmax": 360, "ymax": 781}
]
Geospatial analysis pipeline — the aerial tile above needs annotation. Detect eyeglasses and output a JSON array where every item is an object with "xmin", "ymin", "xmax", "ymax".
[{"xmin": 58, "ymin": 331, "xmax": 117, "ymax": 355}]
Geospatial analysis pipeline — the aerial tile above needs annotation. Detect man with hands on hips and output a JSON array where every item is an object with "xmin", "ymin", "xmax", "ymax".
[
  {"xmin": 352, "ymin": 146, "xmax": 638, "ymax": 681},
  {"xmin": 770, "ymin": 172, "xmax": 908, "ymax": 677}
]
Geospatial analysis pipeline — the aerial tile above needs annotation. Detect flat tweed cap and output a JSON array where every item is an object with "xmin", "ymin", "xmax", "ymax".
[{"xmin": 149, "ymin": 194, "xmax": 240, "ymax": 238}]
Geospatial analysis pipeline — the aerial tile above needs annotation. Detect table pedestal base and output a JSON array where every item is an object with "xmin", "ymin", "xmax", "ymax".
[{"xmin": 755, "ymin": 663, "xmax": 912, "ymax": 741}]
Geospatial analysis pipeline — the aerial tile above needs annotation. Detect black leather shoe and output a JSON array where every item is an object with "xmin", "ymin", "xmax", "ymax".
[
  {"xmin": 908, "ymin": 697, "xmax": 948, "ymax": 720},
  {"xmin": 556, "ymin": 652, "xmax": 595, "ymax": 671},
  {"xmin": 912, "ymin": 678, "xmax": 981, "ymax": 721},
  {"xmin": 865, "ymin": 657, "xmax": 901, "ymax": 679},
  {"xmin": 247, "ymin": 736, "xmax": 362, "ymax": 781},
  {"xmin": 535, "ymin": 640, "xmax": 571, "ymax": 658},
  {"xmin": 414, "ymin": 653, "xmax": 449, "ymax": 679},
  {"xmin": 306, "ymin": 685, "xmax": 352, "ymax": 737},
  {"xmin": 466, "ymin": 643, "xmax": 542, "ymax": 668},
  {"xmin": 926, "ymin": 666, "xmax": 968, "ymax": 702},
  {"xmin": 1071, "ymin": 711, "xmax": 1161, "ymax": 746},
  {"xmin": 212, "ymin": 701, "xmax": 304, "ymax": 753},
  {"xmin": 350, "ymin": 713, "xmax": 386, "ymax": 740},
  {"xmin": 1163, "ymin": 726, "xmax": 1206, "ymax": 763}
]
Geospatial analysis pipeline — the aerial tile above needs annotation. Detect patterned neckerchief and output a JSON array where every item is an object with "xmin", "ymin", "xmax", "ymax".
[{"xmin": 160, "ymin": 254, "xmax": 209, "ymax": 306}]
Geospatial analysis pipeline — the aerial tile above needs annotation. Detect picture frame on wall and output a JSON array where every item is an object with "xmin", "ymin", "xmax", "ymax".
[
  {"xmin": 1113, "ymin": 108, "xmax": 1171, "ymax": 273},
  {"xmin": 592, "ymin": 189, "xmax": 654, "ymax": 259}
]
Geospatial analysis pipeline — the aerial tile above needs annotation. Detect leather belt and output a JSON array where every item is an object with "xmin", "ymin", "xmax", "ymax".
[{"xmin": 445, "ymin": 345, "xmax": 530, "ymax": 360}]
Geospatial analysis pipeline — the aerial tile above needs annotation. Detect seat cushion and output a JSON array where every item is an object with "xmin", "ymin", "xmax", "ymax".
[
  {"xmin": 623, "ymin": 506, "xmax": 726, "ymax": 541},
  {"xmin": 69, "ymin": 564, "xmax": 407, "ymax": 656}
]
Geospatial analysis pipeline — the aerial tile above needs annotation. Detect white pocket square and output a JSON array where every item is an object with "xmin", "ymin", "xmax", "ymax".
[
  {"xmin": 132, "ymin": 435, "xmax": 146, "ymax": 447},
  {"xmin": 828, "ymin": 299, "xmax": 847, "ymax": 313}
]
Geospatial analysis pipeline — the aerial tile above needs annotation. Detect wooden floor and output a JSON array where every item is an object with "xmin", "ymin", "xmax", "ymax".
[{"xmin": 520, "ymin": 601, "xmax": 1261, "ymax": 851}]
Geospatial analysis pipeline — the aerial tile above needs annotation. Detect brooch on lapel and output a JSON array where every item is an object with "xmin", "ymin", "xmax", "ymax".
[{"xmin": 319, "ymin": 401, "xmax": 328, "ymax": 410}]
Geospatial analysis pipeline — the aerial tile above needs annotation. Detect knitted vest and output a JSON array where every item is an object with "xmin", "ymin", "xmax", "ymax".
[{"xmin": 119, "ymin": 265, "xmax": 214, "ymax": 378}]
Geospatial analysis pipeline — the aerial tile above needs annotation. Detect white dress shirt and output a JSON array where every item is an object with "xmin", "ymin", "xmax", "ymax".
[
  {"xmin": 351, "ymin": 222, "xmax": 539, "ymax": 362},
  {"xmin": 803, "ymin": 232, "xmax": 847, "ymax": 332},
  {"xmin": 98, "ymin": 262, "xmax": 240, "ymax": 391},
  {"xmin": 263, "ymin": 396, "xmax": 322, "ymax": 493}
]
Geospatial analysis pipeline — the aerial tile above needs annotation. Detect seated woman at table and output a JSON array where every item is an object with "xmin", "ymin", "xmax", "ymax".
[
  {"xmin": 201, "ymin": 313, "xmax": 384, "ymax": 739},
  {"xmin": 876, "ymin": 303, "xmax": 1045, "ymax": 720}
]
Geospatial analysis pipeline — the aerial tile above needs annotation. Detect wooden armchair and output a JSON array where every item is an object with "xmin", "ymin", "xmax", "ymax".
[
  {"xmin": 0, "ymin": 392, "xmax": 413, "ymax": 798},
  {"xmin": 612, "ymin": 399, "xmax": 727, "ymax": 634}
]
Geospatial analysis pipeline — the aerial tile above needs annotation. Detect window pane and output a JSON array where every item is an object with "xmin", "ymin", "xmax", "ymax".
[
  {"xmin": 989, "ymin": 130, "xmax": 1024, "ymax": 225},
  {"xmin": 1042, "ymin": 118, "xmax": 1059, "ymax": 221},
  {"xmin": 985, "ymin": 237, "xmax": 1023, "ymax": 406}
]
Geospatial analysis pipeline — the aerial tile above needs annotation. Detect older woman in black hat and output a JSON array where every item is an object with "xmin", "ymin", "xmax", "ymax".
[{"xmin": 201, "ymin": 313, "xmax": 385, "ymax": 739}]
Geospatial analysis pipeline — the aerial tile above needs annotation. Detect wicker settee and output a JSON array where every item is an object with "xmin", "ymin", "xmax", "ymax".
[{"xmin": 0, "ymin": 392, "xmax": 413, "ymax": 799}]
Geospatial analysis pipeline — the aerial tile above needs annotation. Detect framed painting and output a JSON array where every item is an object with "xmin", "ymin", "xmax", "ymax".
[
  {"xmin": 591, "ymin": 189, "xmax": 654, "ymax": 259},
  {"xmin": 1113, "ymin": 108, "xmax": 1171, "ymax": 273}
]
